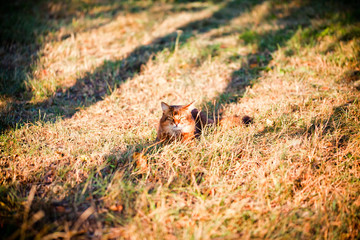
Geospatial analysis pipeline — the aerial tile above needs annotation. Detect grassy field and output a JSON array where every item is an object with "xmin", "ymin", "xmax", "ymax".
[{"xmin": 1, "ymin": 0, "xmax": 360, "ymax": 239}]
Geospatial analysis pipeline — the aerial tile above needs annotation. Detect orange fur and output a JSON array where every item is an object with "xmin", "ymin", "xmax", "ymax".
[
  {"xmin": 156, "ymin": 101, "xmax": 252, "ymax": 143},
  {"xmin": 156, "ymin": 102, "xmax": 196, "ymax": 143}
]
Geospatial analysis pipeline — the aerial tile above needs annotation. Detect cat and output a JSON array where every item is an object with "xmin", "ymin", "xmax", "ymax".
[{"xmin": 156, "ymin": 101, "xmax": 252, "ymax": 143}]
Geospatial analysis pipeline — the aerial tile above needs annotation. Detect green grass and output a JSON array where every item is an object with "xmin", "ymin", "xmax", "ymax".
[{"xmin": 1, "ymin": 0, "xmax": 360, "ymax": 239}]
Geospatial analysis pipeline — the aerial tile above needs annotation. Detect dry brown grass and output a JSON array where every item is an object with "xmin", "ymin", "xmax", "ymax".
[{"xmin": 1, "ymin": 0, "xmax": 360, "ymax": 239}]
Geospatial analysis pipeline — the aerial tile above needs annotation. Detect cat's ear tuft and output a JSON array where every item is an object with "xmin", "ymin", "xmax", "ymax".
[
  {"xmin": 183, "ymin": 101, "xmax": 195, "ymax": 111},
  {"xmin": 161, "ymin": 102, "xmax": 170, "ymax": 112}
]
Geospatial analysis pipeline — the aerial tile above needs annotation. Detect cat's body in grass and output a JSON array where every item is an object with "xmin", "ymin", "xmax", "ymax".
[{"xmin": 156, "ymin": 102, "xmax": 252, "ymax": 143}]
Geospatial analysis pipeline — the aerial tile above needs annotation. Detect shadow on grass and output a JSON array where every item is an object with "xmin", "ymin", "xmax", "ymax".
[
  {"xmin": 201, "ymin": 0, "xmax": 360, "ymax": 116},
  {"xmin": 1, "ymin": 0, "xmax": 360, "ymax": 238},
  {"xmin": 0, "ymin": 0, "xmax": 208, "ymax": 131},
  {"xmin": 0, "ymin": 0, "xmax": 154, "ymax": 99},
  {"xmin": 1, "ymin": 1, "xmax": 266, "ymax": 237},
  {"xmin": 0, "ymin": 0, "xmax": 264, "ymax": 132}
]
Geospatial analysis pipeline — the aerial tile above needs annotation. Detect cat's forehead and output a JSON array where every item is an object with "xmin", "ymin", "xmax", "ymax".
[
  {"xmin": 168, "ymin": 105, "xmax": 185, "ymax": 114},
  {"xmin": 170, "ymin": 105, "xmax": 182, "ymax": 110}
]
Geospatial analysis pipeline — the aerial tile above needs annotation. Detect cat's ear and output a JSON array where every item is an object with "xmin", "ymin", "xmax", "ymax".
[
  {"xmin": 161, "ymin": 102, "xmax": 170, "ymax": 112},
  {"xmin": 183, "ymin": 101, "xmax": 195, "ymax": 111}
]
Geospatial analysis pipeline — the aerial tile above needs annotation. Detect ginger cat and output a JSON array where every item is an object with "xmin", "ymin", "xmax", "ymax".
[{"xmin": 156, "ymin": 101, "xmax": 252, "ymax": 143}]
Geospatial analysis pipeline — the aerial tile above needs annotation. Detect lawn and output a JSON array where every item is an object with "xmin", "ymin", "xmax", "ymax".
[{"xmin": 1, "ymin": 0, "xmax": 360, "ymax": 239}]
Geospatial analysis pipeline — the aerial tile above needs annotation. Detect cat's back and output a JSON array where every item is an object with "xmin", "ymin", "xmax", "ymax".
[{"xmin": 191, "ymin": 108, "xmax": 214, "ymax": 135}]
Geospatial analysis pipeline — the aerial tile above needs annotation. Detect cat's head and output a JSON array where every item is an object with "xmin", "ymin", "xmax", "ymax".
[{"xmin": 160, "ymin": 101, "xmax": 195, "ymax": 131}]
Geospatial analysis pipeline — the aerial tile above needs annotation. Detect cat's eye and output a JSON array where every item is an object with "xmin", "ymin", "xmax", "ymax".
[{"xmin": 173, "ymin": 116, "xmax": 184, "ymax": 121}]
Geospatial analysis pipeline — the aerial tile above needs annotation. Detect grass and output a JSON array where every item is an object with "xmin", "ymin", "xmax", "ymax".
[{"xmin": 1, "ymin": 0, "xmax": 360, "ymax": 239}]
